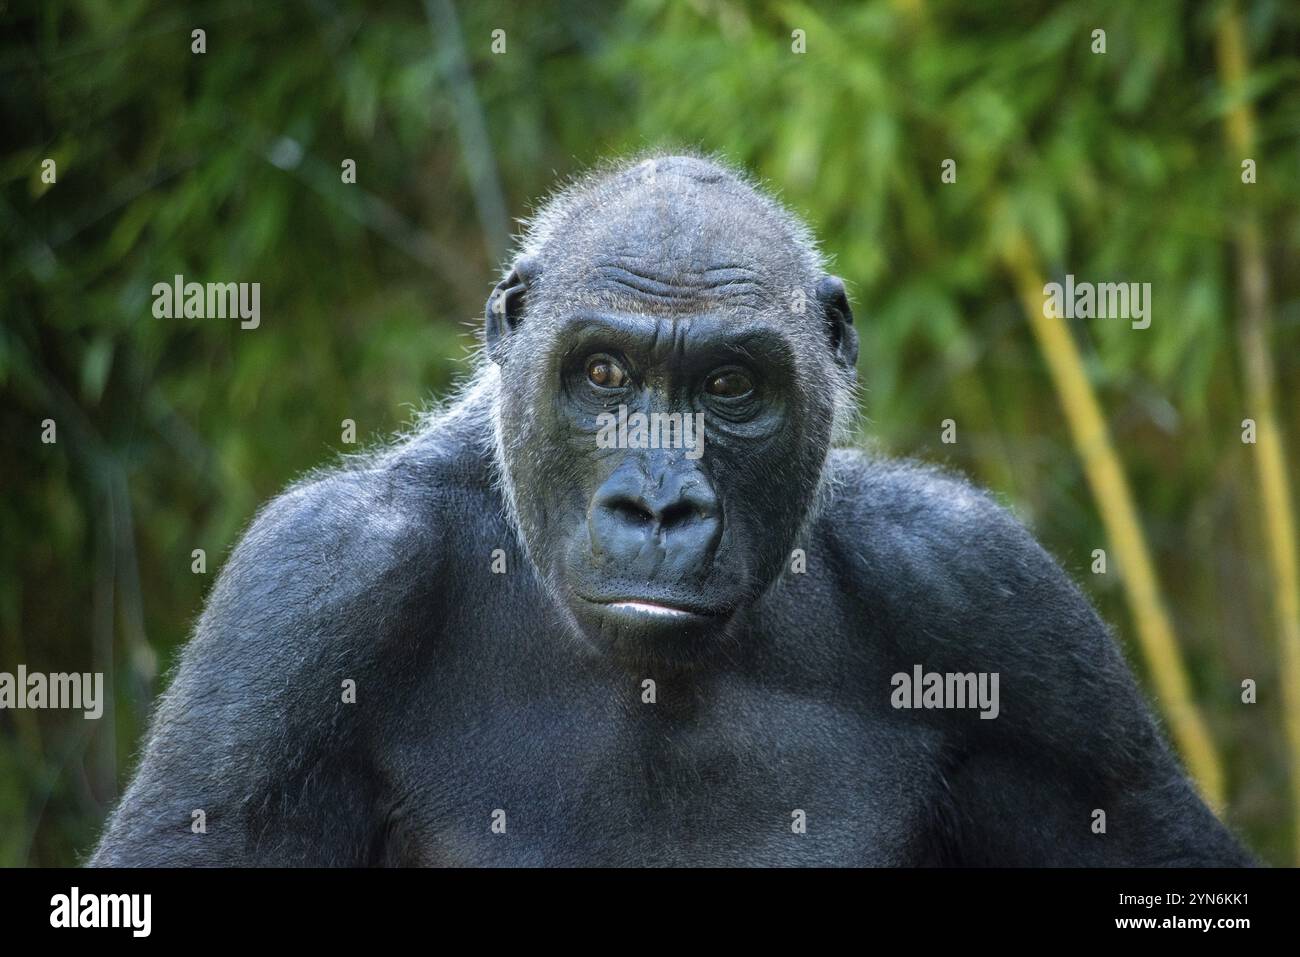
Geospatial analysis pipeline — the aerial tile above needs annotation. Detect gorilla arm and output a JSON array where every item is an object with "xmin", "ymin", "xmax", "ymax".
[
  {"xmin": 842, "ymin": 456, "xmax": 1253, "ymax": 866},
  {"xmin": 90, "ymin": 471, "xmax": 413, "ymax": 866}
]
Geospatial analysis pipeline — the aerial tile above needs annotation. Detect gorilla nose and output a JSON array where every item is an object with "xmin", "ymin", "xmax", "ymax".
[{"xmin": 589, "ymin": 464, "xmax": 722, "ymax": 574}]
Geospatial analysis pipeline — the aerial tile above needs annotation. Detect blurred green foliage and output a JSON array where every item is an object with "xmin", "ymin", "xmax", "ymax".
[{"xmin": 1, "ymin": 0, "xmax": 1297, "ymax": 865}]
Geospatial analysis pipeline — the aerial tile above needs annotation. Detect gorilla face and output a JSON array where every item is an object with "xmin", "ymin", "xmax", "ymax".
[{"xmin": 486, "ymin": 157, "xmax": 857, "ymax": 669}]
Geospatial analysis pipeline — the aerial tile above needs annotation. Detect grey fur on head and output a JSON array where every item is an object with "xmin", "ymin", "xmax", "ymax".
[{"xmin": 492, "ymin": 151, "xmax": 860, "ymax": 435}]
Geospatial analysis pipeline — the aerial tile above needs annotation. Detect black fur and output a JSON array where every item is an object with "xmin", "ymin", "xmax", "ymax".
[{"xmin": 91, "ymin": 155, "xmax": 1251, "ymax": 866}]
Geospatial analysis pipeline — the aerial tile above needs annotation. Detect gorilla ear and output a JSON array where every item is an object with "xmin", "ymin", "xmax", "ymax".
[
  {"xmin": 815, "ymin": 275, "xmax": 858, "ymax": 370},
  {"xmin": 485, "ymin": 255, "xmax": 541, "ymax": 359}
]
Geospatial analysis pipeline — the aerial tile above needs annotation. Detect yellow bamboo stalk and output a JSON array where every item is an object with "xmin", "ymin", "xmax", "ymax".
[
  {"xmin": 1000, "ymin": 233, "xmax": 1226, "ymax": 809},
  {"xmin": 1217, "ymin": 2, "xmax": 1300, "ymax": 862}
]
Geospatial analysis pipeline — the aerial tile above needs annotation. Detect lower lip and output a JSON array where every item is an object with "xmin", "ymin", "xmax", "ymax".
[{"xmin": 606, "ymin": 601, "xmax": 699, "ymax": 619}]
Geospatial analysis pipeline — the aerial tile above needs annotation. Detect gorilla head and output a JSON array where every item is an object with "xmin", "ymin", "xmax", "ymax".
[{"xmin": 484, "ymin": 154, "xmax": 858, "ymax": 669}]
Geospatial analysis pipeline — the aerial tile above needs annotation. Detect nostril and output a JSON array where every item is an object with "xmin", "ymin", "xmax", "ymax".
[
  {"xmin": 606, "ymin": 496, "xmax": 655, "ymax": 527},
  {"xmin": 659, "ymin": 500, "xmax": 703, "ymax": 530}
]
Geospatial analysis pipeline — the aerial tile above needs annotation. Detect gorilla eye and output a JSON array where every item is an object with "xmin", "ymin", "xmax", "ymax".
[
  {"xmin": 705, "ymin": 369, "xmax": 754, "ymax": 399},
  {"xmin": 585, "ymin": 354, "xmax": 628, "ymax": 389}
]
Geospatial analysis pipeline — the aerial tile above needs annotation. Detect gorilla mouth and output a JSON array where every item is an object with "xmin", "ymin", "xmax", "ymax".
[
  {"xmin": 607, "ymin": 600, "xmax": 710, "ymax": 620},
  {"xmin": 576, "ymin": 594, "xmax": 728, "ymax": 622},
  {"xmin": 566, "ymin": 592, "xmax": 741, "ymax": 666}
]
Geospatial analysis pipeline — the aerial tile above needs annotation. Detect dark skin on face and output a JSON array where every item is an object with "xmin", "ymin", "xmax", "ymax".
[
  {"xmin": 520, "ymin": 308, "xmax": 819, "ymax": 668},
  {"xmin": 90, "ymin": 156, "xmax": 1254, "ymax": 867},
  {"xmin": 487, "ymin": 163, "xmax": 855, "ymax": 669},
  {"xmin": 493, "ymin": 269, "xmax": 842, "ymax": 670}
]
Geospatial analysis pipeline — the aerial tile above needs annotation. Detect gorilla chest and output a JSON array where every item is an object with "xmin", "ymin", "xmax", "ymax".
[{"xmin": 397, "ymin": 678, "xmax": 945, "ymax": 866}]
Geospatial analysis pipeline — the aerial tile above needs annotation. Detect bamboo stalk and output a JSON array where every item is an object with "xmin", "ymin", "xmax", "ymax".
[
  {"xmin": 1001, "ymin": 233, "xmax": 1226, "ymax": 809},
  {"xmin": 1216, "ymin": 2, "xmax": 1300, "ymax": 862}
]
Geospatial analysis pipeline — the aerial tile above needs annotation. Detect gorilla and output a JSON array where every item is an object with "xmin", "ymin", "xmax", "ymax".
[{"xmin": 92, "ymin": 154, "xmax": 1251, "ymax": 866}]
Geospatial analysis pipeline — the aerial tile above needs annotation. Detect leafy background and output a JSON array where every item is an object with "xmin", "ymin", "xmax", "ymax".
[{"xmin": 2, "ymin": 0, "xmax": 1298, "ymax": 865}]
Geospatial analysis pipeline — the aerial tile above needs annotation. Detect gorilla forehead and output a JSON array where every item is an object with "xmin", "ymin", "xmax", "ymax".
[{"xmin": 527, "ymin": 155, "xmax": 823, "ymax": 316}]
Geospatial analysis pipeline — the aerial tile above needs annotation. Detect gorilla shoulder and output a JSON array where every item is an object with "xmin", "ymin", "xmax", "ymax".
[
  {"xmin": 821, "ymin": 449, "xmax": 1109, "ymax": 661},
  {"xmin": 198, "ymin": 440, "xmax": 492, "ymax": 665},
  {"xmin": 824, "ymin": 448, "xmax": 1035, "ymax": 563}
]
